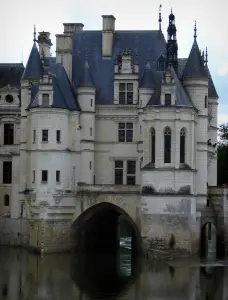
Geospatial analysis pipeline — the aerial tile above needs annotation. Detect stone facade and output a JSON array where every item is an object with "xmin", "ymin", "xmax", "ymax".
[{"xmin": 0, "ymin": 11, "xmax": 223, "ymax": 257}]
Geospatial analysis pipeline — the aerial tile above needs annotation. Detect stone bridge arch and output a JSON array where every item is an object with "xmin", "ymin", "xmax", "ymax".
[{"xmin": 71, "ymin": 187, "xmax": 142, "ymax": 253}]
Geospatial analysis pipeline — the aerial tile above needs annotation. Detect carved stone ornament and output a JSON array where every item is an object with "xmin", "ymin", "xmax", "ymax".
[{"xmin": 0, "ymin": 84, "xmax": 19, "ymax": 93}]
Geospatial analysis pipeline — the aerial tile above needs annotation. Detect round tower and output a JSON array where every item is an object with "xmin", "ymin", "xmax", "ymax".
[
  {"xmin": 77, "ymin": 60, "xmax": 96, "ymax": 184},
  {"xmin": 182, "ymin": 23, "xmax": 209, "ymax": 199}
]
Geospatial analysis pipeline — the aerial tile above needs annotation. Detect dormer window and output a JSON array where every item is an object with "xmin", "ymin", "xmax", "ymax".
[
  {"xmin": 165, "ymin": 93, "xmax": 171, "ymax": 105},
  {"xmin": 119, "ymin": 83, "xmax": 133, "ymax": 104},
  {"xmin": 157, "ymin": 55, "xmax": 165, "ymax": 72},
  {"xmin": 42, "ymin": 94, "xmax": 49, "ymax": 106}
]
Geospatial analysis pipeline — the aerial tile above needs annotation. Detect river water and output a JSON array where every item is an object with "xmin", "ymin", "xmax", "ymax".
[{"xmin": 0, "ymin": 246, "xmax": 227, "ymax": 299}]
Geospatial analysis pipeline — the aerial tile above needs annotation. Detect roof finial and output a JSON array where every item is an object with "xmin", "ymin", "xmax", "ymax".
[
  {"xmin": 33, "ymin": 25, "xmax": 36, "ymax": 42},
  {"xmin": 158, "ymin": 4, "xmax": 162, "ymax": 31},
  {"xmin": 205, "ymin": 47, "xmax": 208, "ymax": 65},
  {"xmin": 194, "ymin": 21, "xmax": 197, "ymax": 42}
]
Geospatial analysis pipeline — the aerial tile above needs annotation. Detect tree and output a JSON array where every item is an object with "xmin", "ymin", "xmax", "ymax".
[{"xmin": 217, "ymin": 123, "xmax": 228, "ymax": 185}]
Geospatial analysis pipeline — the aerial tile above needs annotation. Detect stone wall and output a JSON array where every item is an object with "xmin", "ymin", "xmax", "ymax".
[
  {"xmin": 29, "ymin": 220, "xmax": 71, "ymax": 253},
  {"xmin": 208, "ymin": 186, "xmax": 228, "ymax": 257},
  {"xmin": 0, "ymin": 218, "xmax": 29, "ymax": 246},
  {"xmin": 141, "ymin": 195, "xmax": 197, "ymax": 257}
]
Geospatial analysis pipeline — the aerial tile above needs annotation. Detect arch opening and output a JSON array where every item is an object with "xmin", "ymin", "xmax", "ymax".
[
  {"xmin": 200, "ymin": 222, "xmax": 217, "ymax": 260},
  {"xmin": 71, "ymin": 202, "xmax": 142, "ymax": 255}
]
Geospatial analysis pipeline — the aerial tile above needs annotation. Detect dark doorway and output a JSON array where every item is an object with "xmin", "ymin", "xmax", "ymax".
[
  {"xmin": 71, "ymin": 203, "xmax": 141, "ymax": 254},
  {"xmin": 200, "ymin": 223, "xmax": 217, "ymax": 260}
]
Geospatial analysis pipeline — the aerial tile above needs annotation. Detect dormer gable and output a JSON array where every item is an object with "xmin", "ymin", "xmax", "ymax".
[
  {"xmin": 160, "ymin": 67, "xmax": 175, "ymax": 105},
  {"xmin": 114, "ymin": 49, "xmax": 139, "ymax": 105}
]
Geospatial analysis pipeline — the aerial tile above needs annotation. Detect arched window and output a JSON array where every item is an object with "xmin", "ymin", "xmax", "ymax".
[
  {"xmin": 164, "ymin": 127, "xmax": 171, "ymax": 163},
  {"xmin": 180, "ymin": 128, "xmax": 186, "ymax": 164},
  {"xmin": 151, "ymin": 128, "xmax": 156, "ymax": 164},
  {"xmin": 4, "ymin": 195, "xmax": 9, "ymax": 207}
]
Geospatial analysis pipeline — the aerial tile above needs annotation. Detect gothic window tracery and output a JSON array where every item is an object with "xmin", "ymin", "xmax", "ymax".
[{"xmin": 164, "ymin": 126, "xmax": 171, "ymax": 163}]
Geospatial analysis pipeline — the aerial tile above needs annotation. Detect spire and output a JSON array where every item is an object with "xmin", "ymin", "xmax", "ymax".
[
  {"xmin": 158, "ymin": 4, "xmax": 162, "ymax": 31},
  {"xmin": 21, "ymin": 43, "xmax": 43, "ymax": 81},
  {"xmin": 193, "ymin": 21, "xmax": 197, "ymax": 42},
  {"xmin": 205, "ymin": 47, "xmax": 208, "ymax": 65},
  {"xmin": 33, "ymin": 25, "xmax": 36, "ymax": 42},
  {"xmin": 182, "ymin": 39, "xmax": 207, "ymax": 80},
  {"xmin": 166, "ymin": 9, "xmax": 178, "ymax": 72}
]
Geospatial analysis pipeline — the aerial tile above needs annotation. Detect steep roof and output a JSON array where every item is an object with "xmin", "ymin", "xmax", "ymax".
[
  {"xmin": 21, "ymin": 43, "xmax": 43, "ymax": 80},
  {"xmin": 179, "ymin": 58, "xmax": 218, "ymax": 98},
  {"xmin": 29, "ymin": 63, "xmax": 80, "ymax": 111},
  {"xmin": 205, "ymin": 65, "xmax": 218, "ymax": 98},
  {"xmin": 182, "ymin": 41, "xmax": 208, "ymax": 79},
  {"xmin": 72, "ymin": 30, "xmax": 167, "ymax": 104},
  {"xmin": 139, "ymin": 61, "xmax": 156, "ymax": 89},
  {"xmin": 78, "ymin": 60, "xmax": 94, "ymax": 88},
  {"xmin": 147, "ymin": 66, "xmax": 193, "ymax": 107},
  {"xmin": 0, "ymin": 63, "xmax": 24, "ymax": 88}
]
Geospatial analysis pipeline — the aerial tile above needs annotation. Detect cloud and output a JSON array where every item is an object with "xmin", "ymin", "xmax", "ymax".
[{"xmin": 218, "ymin": 65, "xmax": 228, "ymax": 76}]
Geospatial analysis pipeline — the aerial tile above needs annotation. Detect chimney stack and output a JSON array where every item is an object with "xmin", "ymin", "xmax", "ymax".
[
  {"xmin": 63, "ymin": 23, "xmax": 84, "ymax": 34},
  {"xmin": 102, "ymin": 15, "xmax": 115, "ymax": 57},
  {"xmin": 37, "ymin": 31, "xmax": 52, "ymax": 58}
]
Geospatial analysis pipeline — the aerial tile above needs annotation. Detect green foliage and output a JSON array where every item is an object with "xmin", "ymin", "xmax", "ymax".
[{"xmin": 218, "ymin": 123, "xmax": 228, "ymax": 185}]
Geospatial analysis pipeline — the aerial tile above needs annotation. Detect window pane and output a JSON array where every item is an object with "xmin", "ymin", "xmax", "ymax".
[
  {"xmin": 180, "ymin": 135, "xmax": 185, "ymax": 163},
  {"xmin": 4, "ymin": 195, "xmax": 9, "ymax": 206},
  {"xmin": 126, "ymin": 130, "xmax": 133, "ymax": 142},
  {"xmin": 3, "ymin": 162, "xmax": 12, "ymax": 184},
  {"xmin": 127, "ymin": 92, "xmax": 133, "ymax": 104},
  {"xmin": 115, "ymin": 160, "xmax": 123, "ymax": 168},
  {"xmin": 119, "ymin": 92, "xmax": 126, "ymax": 104},
  {"xmin": 4, "ymin": 123, "xmax": 14, "ymax": 145},
  {"xmin": 119, "ymin": 83, "xmax": 125, "ymax": 91},
  {"xmin": 42, "ymin": 94, "xmax": 49, "ymax": 106},
  {"xmin": 164, "ymin": 135, "xmax": 171, "ymax": 163},
  {"xmin": 165, "ymin": 94, "xmax": 171, "ymax": 106},
  {"xmin": 151, "ymin": 134, "xmax": 155, "ymax": 164},
  {"xmin": 115, "ymin": 169, "xmax": 123, "ymax": 184},
  {"xmin": 127, "ymin": 160, "xmax": 136, "ymax": 174},
  {"xmin": 42, "ymin": 170, "xmax": 48, "ymax": 182},
  {"xmin": 42, "ymin": 130, "xmax": 48, "ymax": 142},
  {"xmin": 126, "ymin": 123, "xmax": 133, "ymax": 129},
  {"xmin": 127, "ymin": 176, "xmax": 135, "ymax": 185},
  {"xmin": 119, "ymin": 123, "xmax": 125, "ymax": 129},
  {"xmin": 56, "ymin": 170, "xmax": 60, "ymax": 182},
  {"xmin": 118, "ymin": 130, "xmax": 125, "ymax": 142},
  {"xmin": 56, "ymin": 130, "xmax": 61, "ymax": 142},
  {"xmin": 127, "ymin": 83, "xmax": 133, "ymax": 91}
]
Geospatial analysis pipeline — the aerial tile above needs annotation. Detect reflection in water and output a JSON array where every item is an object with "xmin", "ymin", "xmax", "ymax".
[{"xmin": 0, "ymin": 247, "xmax": 227, "ymax": 299}]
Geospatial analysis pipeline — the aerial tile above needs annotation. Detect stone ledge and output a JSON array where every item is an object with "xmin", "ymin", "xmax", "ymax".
[{"xmin": 77, "ymin": 183, "xmax": 141, "ymax": 194}]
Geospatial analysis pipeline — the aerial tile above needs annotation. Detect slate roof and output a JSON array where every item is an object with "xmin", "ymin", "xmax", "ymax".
[
  {"xmin": 22, "ymin": 28, "xmax": 218, "ymax": 110},
  {"xmin": 205, "ymin": 65, "xmax": 218, "ymax": 98},
  {"xmin": 78, "ymin": 60, "xmax": 95, "ymax": 88},
  {"xmin": 29, "ymin": 63, "xmax": 80, "ymax": 111},
  {"xmin": 21, "ymin": 43, "xmax": 43, "ymax": 80},
  {"xmin": 0, "ymin": 63, "xmax": 24, "ymax": 88},
  {"xmin": 147, "ymin": 66, "xmax": 193, "ymax": 107},
  {"xmin": 182, "ymin": 40, "xmax": 208, "ymax": 79},
  {"xmin": 72, "ymin": 30, "xmax": 167, "ymax": 104},
  {"xmin": 139, "ymin": 61, "xmax": 157, "ymax": 89}
]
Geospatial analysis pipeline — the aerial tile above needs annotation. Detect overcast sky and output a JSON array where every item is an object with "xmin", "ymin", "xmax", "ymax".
[{"xmin": 1, "ymin": 0, "xmax": 227, "ymax": 124}]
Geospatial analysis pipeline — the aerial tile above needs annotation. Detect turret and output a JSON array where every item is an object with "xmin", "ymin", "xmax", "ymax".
[
  {"xmin": 182, "ymin": 22, "xmax": 209, "ymax": 199},
  {"xmin": 77, "ymin": 60, "xmax": 96, "ymax": 184}
]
